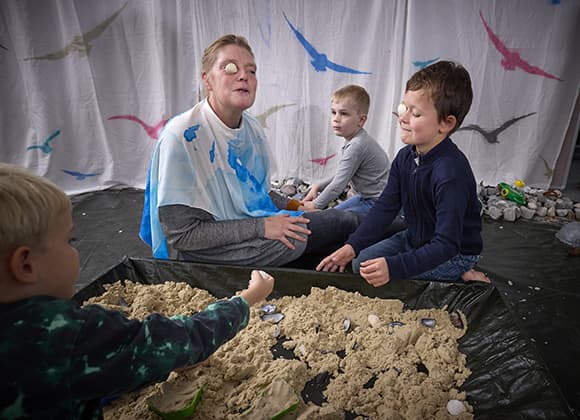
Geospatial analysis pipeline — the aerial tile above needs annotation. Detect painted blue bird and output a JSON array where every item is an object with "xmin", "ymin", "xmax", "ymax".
[
  {"xmin": 27, "ymin": 130, "xmax": 61, "ymax": 154},
  {"xmin": 412, "ymin": 57, "xmax": 439, "ymax": 69},
  {"xmin": 282, "ymin": 12, "xmax": 371, "ymax": 74},
  {"xmin": 62, "ymin": 170, "xmax": 100, "ymax": 180}
]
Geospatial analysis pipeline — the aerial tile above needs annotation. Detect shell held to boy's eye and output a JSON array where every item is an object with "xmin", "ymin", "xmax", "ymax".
[
  {"xmin": 397, "ymin": 103, "xmax": 408, "ymax": 116},
  {"xmin": 224, "ymin": 63, "xmax": 238, "ymax": 74}
]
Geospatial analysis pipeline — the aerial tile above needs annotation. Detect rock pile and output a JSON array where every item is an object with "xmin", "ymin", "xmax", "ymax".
[
  {"xmin": 479, "ymin": 184, "xmax": 580, "ymax": 223},
  {"xmin": 272, "ymin": 178, "xmax": 580, "ymax": 223}
]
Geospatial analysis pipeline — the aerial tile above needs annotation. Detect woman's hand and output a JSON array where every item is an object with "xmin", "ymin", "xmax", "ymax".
[
  {"xmin": 264, "ymin": 214, "xmax": 311, "ymax": 249},
  {"xmin": 359, "ymin": 257, "xmax": 390, "ymax": 287},
  {"xmin": 316, "ymin": 244, "xmax": 355, "ymax": 272}
]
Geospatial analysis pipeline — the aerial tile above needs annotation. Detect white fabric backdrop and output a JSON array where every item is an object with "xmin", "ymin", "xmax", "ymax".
[{"xmin": 1, "ymin": 0, "xmax": 579, "ymax": 195}]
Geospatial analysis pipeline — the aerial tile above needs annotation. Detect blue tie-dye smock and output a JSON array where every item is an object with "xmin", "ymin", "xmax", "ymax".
[{"xmin": 140, "ymin": 99, "xmax": 300, "ymax": 259}]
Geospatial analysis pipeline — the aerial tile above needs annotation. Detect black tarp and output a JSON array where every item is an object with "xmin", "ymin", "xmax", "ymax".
[{"xmin": 73, "ymin": 256, "xmax": 574, "ymax": 419}]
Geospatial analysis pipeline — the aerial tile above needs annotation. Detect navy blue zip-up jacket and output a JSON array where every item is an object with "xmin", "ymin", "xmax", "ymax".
[{"xmin": 346, "ymin": 137, "xmax": 483, "ymax": 280}]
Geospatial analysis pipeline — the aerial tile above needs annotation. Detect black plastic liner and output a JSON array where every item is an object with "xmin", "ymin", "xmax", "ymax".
[{"xmin": 73, "ymin": 256, "xmax": 574, "ymax": 419}]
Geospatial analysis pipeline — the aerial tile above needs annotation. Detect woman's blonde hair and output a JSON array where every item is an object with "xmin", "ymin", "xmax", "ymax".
[
  {"xmin": 201, "ymin": 34, "xmax": 254, "ymax": 74},
  {"xmin": 0, "ymin": 164, "xmax": 71, "ymax": 255}
]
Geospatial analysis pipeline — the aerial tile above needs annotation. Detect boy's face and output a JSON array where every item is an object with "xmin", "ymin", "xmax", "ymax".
[
  {"xmin": 398, "ymin": 89, "xmax": 453, "ymax": 153},
  {"xmin": 35, "ymin": 210, "xmax": 80, "ymax": 299},
  {"xmin": 203, "ymin": 44, "xmax": 257, "ymax": 118},
  {"xmin": 331, "ymin": 98, "xmax": 366, "ymax": 141}
]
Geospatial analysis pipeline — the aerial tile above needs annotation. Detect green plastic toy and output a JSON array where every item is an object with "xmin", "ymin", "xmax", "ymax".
[{"xmin": 498, "ymin": 182, "xmax": 527, "ymax": 206}]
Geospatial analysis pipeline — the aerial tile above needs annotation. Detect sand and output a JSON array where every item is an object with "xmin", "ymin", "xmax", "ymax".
[{"xmin": 86, "ymin": 280, "xmax": 473, "ymax": 419}]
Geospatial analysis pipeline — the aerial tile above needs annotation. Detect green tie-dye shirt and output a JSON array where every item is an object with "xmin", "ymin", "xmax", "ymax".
[{"xmin": 0, "ymin": 294, "xmax": 249, "ymax": 419}]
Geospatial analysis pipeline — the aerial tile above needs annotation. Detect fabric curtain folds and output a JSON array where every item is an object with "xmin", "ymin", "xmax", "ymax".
[{"xmin": 1, "ymin": 0, "xmax": 579, "ymax": 194}]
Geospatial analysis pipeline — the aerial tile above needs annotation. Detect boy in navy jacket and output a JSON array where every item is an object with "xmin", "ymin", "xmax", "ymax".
[{"xmin": 317, "ymin": 61, "xmax": 489, "ymax": 285}]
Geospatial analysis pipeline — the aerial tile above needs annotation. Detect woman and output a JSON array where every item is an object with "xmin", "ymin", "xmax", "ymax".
[{"xmin": 140, "ymin": 34, "xmax": 361, "ymax": 266}]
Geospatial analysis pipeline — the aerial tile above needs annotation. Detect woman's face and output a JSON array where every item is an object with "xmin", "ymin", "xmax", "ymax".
[{"xmin": 203, "ymin": 44, "xmax": 257, "ymax": 127}]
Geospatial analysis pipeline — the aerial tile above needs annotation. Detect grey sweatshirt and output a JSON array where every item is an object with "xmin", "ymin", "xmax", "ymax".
[{"xmin": 314, "ymin": 129, "xmax": 390, "ymax": 209}]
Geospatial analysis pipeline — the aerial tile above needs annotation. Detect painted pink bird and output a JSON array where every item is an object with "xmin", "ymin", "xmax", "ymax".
[
  {"xmin": 310, "ymin": 153, "xmax": 337, "ymax": 166},
  {"xmin": 479, "ymin": 11, "xmax": 562, "ymax": 81},
  {"xmin": 108, "ymin": 115, "xmax": 168, "ymax": 139}
]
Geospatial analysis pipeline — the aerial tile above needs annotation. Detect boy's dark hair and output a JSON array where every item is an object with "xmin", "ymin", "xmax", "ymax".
[{"xmin": 405, "ymin": 61, "xmax": 472, "ymax": 134}]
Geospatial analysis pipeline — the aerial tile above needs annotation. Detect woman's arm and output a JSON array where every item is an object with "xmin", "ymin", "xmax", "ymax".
[{"xmin": 159, "ymin": 205, "xmax": 263, "ymax": 251}]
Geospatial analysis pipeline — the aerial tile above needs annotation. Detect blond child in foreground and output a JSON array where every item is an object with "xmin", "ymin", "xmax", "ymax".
[{"xmin": 0, "ymin": 163, "xmax": 273, "ymax": 419}]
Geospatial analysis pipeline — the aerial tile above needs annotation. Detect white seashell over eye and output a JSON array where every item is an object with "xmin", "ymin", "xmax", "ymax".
[
  {"xmin": 224, "ymin": 63, "xmax": 238, "ymax": 74},
  {"xmin": 397, "ymin": 103, "xmax": 407, "ymax": 116}
]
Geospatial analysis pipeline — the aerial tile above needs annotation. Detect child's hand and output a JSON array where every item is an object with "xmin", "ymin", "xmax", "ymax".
[
  {"xmin": 302, "ymin": 185, "xmax": 319, "ymax": 202},
  {"xmin": 359, "ymin": 257, "xmax": 390, "ymax": 287},
  {"xmin": 299, "ymin": 201, "xmax": 318, "ymax": 212},
  {"xmin": 316, "ymin": 244, "xmax": 355, "ymax": 272},
  {"xmin": 240, "ymin": 270, "xmax": 274, "ymax": 305}
]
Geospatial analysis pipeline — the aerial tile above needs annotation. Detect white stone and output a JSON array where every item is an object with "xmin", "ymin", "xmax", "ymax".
[
  {"xmin": 520, "ymin": 206, "xmax": 536, "ymax": 219},
  {"xmin": 503, "ymin": 207, "xmax": 517, "ymax": 222},
  {"xmin": 536, "ymin": 207, "xmax": 547, "ymax": 217},
  {"xmin": 487, "ymin": 206, "xmax": 503, "ymax": 220}
]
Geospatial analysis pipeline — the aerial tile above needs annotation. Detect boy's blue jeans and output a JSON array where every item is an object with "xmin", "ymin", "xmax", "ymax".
[
  {"xmin": 352, "ymin": 230, "xmax": 479, "ymax": 282},
  {"xmin": 334, "ymin": 195, "xmax": 377, "ymax": 215}
]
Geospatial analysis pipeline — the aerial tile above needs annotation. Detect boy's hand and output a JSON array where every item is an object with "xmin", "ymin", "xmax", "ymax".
[
  {"xmin": 359, "ymin": 257, "xmax": 390, "ymax": 287},
  {"xmin": 264, "ymin": 214, "xmax": 311, "ymax": 249},
  {"xmin": 299, "ymin": 201, "xmax": 318, "ymax": 212},
  {"xmin": 302, "ymin": 185, "xmax": 319, "ymax": 202},
  {"xmin": 240, "ymin": 270, "xmax": 274, "ymax": 306},
  {"xmin": 316, "ymin": 244, "xmax": 355, "ymax": 272}
]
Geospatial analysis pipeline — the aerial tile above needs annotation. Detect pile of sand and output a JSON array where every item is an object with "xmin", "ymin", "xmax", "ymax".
[{"xmin": 87, "ymin": 280, "xmax": 473, "ymax": 419}]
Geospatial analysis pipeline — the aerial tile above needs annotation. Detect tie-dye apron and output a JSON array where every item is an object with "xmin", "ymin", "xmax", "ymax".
[{"xmin": 140, "ymin": 99, "xmax": 299, "ymax": 258}]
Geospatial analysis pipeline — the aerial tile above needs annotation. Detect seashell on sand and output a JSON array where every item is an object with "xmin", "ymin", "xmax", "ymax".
[
  {"xmin": 447, "ymin": 399, "xmax": 466, "ymax": 415},
  {"xmin": 261, "ymin": 313, "xmax": 284, "ymax": 323},
  {"xmin": 343, "ymin": 317, "xmax": 351, "ymax": 332},
  {"xmin": 420, "ymin": 318, "xmax": 436, "ymax": 328},
  {"xmin": 367, "ymin": 314, "xmax": 380, "ymax": 328}
]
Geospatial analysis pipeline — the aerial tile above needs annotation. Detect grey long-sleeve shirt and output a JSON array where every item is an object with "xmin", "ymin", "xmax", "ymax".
[
  {"xmin": 158, "ymin": 191, "xmax": 306, "ymax": 266},
  {"xmin": 314, "ymin": 129, "xmax": 390, "ymax": 209}
]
